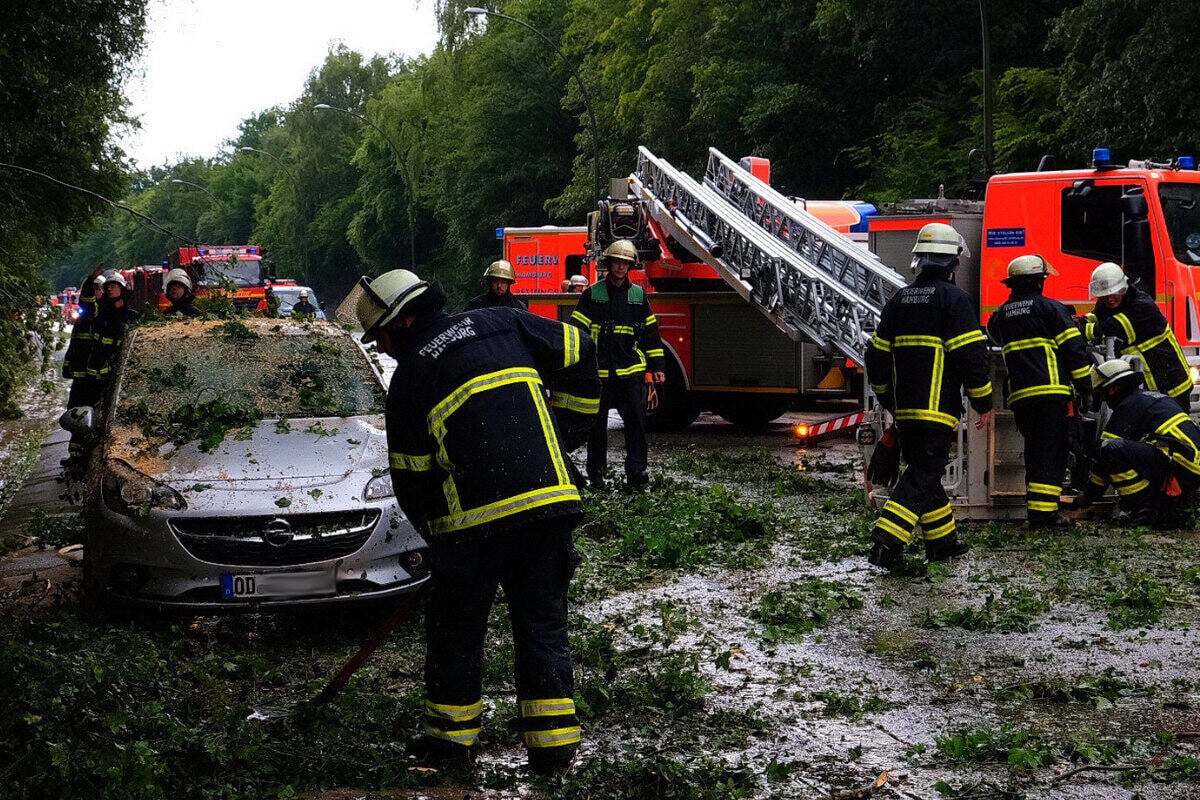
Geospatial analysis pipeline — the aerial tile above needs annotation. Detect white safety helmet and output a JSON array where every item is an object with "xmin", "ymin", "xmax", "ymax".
[
  {"xmin": 102, "ymin": 269, "xmax": 128, "ymax": 289},
  {"xmin": 355, "ymin": 269, "xmax": 429, "ymax": 344},
  {"xmin": 569, "ymin": 274, "xmax": 589, "ymax": 289},
  {"xmin": 1006, "ymin": 254, "xmax": 1057, "ymax": 280},
  {"xmin": 299, "ymin": 289, "xmax": 309, "ymax": 299},
  {"xmin": 165, "ymin": 268, "xmax": 193, "ymax": 293},
  {"xmin": 911, "ymin": 222, "xmax": 962, "ymax": 256},
  {"xmin": 1089, "ymin": 262, "xmax": 1128, "ymax": 298},
  {"xmin": 93, "ymin": 274, "xmax": 105, "ymax": 288},
  {"xmin": 1091, "ymin": 358, "xmax": 1139, "ymax": 391}
]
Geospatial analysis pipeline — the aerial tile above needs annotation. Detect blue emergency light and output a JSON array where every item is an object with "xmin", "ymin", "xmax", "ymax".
[
  {"xmin": 1179, "ymin": 156, "xmax": 1196, "ymax": 170},
  {"xmin": 495, "ymin": 227, "xmax": 504, "ymax": 239},
  {"xmin": 1092, "ymin": 147, "xmax": 1113, "ymax": 168}
]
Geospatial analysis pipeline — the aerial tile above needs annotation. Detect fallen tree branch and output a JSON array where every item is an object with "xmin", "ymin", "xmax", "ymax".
[{"xmin": 1051, "ymin": 763, "xmax": 1139, "ymax": 783}]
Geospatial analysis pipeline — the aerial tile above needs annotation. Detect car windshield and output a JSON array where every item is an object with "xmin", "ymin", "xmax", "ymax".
[
  {"xmin": 1158, "ymin": 183, "xmax": 1200, "ymax": 264},
  {"xmin": 274, "ymin": 287, "xmax": 317, "ymax": 310},
  {"xmin": 114, "ymin": 321, "xmax": 385, "ymax": 438}
]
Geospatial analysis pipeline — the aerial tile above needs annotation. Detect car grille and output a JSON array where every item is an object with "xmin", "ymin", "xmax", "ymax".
[{"xmin": 171, "ymin": 510, "xmax": 381, "ymax": 567}]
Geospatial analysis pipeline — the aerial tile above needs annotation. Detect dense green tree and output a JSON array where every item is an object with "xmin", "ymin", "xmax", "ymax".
[
  {"xmin": 0, "ymin": 0, "xmax": 147, "ymax": 414},
  {"xmin": 1051, "ymin": 0, "xmax": 1200, "ymax": 162}
]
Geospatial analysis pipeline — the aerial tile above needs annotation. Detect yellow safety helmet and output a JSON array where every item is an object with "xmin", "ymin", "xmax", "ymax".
[
  {"xmin": 164, "ymin": 268, "xmax": 193, "ymax": 293},
  {"xmin": 1006, "ymin": 254, "xmax": 1057, "ymax": 280},
  {"xmin": 356, "ymin": 269, "xmax": 430, "ymax": 344},
  {"xmin": 1088, "ymin": 262, "xmax": 1128, "ymax": 298},
  {"xmin": 601, "ymin": 239, "xmax": 639, "ymax": 264},
  {"xmin": 911, "ymin": 222, "xmax": 962, "ymax": 256},
  {"xmin": 1090, "ymin": 358, "xmax": 1139, "ymax": 391},
  {"xmin": 484, "ymin": 259, "xmax": 516, "ymax": 283}
]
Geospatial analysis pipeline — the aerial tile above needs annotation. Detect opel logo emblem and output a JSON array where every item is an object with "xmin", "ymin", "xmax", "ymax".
[{"xmin": 262, "ymin": 517, "xmax": 294, "ymax": 547}]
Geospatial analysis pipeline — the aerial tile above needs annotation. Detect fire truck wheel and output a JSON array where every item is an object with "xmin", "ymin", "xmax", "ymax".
[
  {"xmin": 646, "ymin": 359, "xmax": 699, "ymax": 432},
  {"xmin": 712, "ymin": 395, "xmax": 791, "ymax": 430}
]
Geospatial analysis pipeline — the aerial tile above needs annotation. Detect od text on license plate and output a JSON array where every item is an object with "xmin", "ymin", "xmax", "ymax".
[{"xmin": 221, "ymin": 571, "xmax": 336, "ymax": 600}]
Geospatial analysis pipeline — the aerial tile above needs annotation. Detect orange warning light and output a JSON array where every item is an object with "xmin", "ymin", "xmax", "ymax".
[{"xmin": 794, "ymin": 424, "xmax": 810, "ymax": 437}]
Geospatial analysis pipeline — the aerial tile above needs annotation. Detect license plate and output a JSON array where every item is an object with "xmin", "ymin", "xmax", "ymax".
[{"xmin": 220, "ymin": 571, "xmax": 336, "ymax": 600}]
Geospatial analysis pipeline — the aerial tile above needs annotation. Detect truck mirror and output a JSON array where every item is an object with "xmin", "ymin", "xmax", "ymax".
[
  {"xmin": 1121, "ymin": 188, "xmax": 1149, "ymax": 219},
  {"xmin": 1069, "ymin": 179, "xmax": 1094, "ymax": 197},
  {"xmin": 1123, "ymin": 217, "xmax": 1155, "ymax": 284},
  {"xmin": 58, "ymin": 406, "xmax": 95, "ymax": 437}
]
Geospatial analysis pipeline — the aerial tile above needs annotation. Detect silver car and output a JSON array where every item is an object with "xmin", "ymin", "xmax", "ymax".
[{"xmin": 69, "ymin": 318, "xmax": 428, "ymax": 611}]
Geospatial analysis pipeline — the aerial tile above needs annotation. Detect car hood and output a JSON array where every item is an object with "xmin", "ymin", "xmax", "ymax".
[{"xmin": 105, "ymin": 416, "xmax": 390, "ymax": 488}]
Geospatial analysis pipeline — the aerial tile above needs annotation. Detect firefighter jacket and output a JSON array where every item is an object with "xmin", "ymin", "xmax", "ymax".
[
  {"xmin": 569, "ymin": 278, "xmax": 665, "ymax": 380},
  {"xmin": 465, "ymin": 291, "xmax": 528, "ymax": 311},
  {"xmin": 1087, "ymin": 285, "xmax": 1190, "ymax": 400},
  {"xmin": 62, "ymin": 292, "xmax": 98, "ymax": 380},
  {"xmin": 386, "ymin": 307, "xmax": 600, "ymax": 538},
  {"xmin": 165, "ymin": 297, "xmax": 200, "ymax": 318},
  {"xmin": 986, "ymin": 286, "xmax": 1092, "ymax": 405},
  {"xmin": 1099, "ymin": 388, "xmax": 1200, "ymax": 480},
  {"xmin": 866, "ymin": 272, "xmax": 993, "ymax": 429},
  {"xmin": 85, "ymin": 299, "xmax": 138, "ymax": 380}
]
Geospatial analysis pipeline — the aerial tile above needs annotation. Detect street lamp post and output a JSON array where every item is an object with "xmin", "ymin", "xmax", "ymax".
[
  {"xmin": 169, "ymin": 177, "xmax": 216, "ymax": 201},
  {"xmin": 315, "ymin": 102, "xmax": 417, "ymax": 269},
  {"xmin": 240, "ymin": 145, "xmax": 285, "ymax": 166},
  {"xmin": 464, "ymin": 6, "xmax": 603, "ymax": 202}
]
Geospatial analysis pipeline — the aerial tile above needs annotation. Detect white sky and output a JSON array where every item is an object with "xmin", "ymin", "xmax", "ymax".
[{"xmin": 119, "ymin": 0, "xmax": 440, "ymax": 168}]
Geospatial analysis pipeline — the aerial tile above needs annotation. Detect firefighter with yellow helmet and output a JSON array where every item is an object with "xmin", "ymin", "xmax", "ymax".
[
  {"xmin": 1079, "ymin": 358, "xmax": 1200, "ymax": 527},
  {"xmin": 1084, "ymin": 261, "xmax": 1191, "ymax": 411},
  {"xmin": 864, "ymin": 222, "xmax": 993, "ymax": 569},
  {"xmin": 570, "ymin": 239, "xmax": 666, "ymax": 489},
  {"xmin": 357, "ymin": 268, "xmax": 599, "ymax": 774},
  {"xmin": 985, "ymin": 255, "xmax": 1093, "ymax": 528},
  {"xmin": 465, "ymin": 259, "xmax": 529, "ymax": 310}
]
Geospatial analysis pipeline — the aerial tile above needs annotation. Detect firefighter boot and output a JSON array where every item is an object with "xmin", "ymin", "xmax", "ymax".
[
  {"xmin": 1025, "ymin": 511, "xmax": 1073, "ymax": 531},
  {"xmin": 925, "ymin": 533, "xmax": 969, "ymax": 563},
  {"xmin": 407, "ymin": 735, "xmax": 476, "ymax": 770},
  {"xmin": 867, "ymin": 533, "xmax": 905, "ymax": 570},
  {"xmin": 528, "ymin": 744, "xmax": 579, "ymax": 776}
]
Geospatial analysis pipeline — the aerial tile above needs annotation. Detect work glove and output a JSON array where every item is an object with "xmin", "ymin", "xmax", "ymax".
[{"xmin": 866, "ymin": 426, "xmax": 901, "ymax": 488}]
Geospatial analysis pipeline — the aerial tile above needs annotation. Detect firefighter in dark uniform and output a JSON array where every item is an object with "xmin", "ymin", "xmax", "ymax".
[
  {"xmin": 1080, "ymin": 359, "xmax": 1200, "ymax": 527},
  {"xmin": 1084, "ymin": 262, "xmax": 1191, "ymax": 411},
  {"xmin": 61, "ymin": 270, "xmax": 105, "ymax": 468},
  {"xmin": 986, "ymin": 255, "xmax": 1093, "ymax": 528},
  {"xmin": 356, "ymin": 268, "xmax": 599, "ymax": 774},
  {"xmin": 865, "ymin": 222, "xmax": 993, "ymax": 569},
  {"xmin": 465, "ymin": 259, "xmax": 529, "ymax": 311},
  {"xmin": 290, "ymin": 289, "xmax": 317, "ymax": 317},
  {"xmin": 163, "ymin": 268, "xmax": 201, "ymax": 318},
  {"xmin": 570, "ymin": 240, "xmax": 665, "ymax": 489}
]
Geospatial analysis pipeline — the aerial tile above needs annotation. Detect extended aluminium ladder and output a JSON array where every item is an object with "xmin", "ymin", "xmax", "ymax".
[{"xmin": 629, "ymin": 146, "xmax": 906, "ymax": 365}]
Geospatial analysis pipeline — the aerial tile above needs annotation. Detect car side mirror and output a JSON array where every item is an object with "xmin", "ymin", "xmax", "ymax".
[{"xmin": 59, "ymin": 406, "xmax": 96, "ymax": 436}]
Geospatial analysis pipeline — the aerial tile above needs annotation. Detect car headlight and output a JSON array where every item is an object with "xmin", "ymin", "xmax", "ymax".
[
  {"xmin": 363, "ymin": 472, "xmax": 394, "ymax": 501},
  {"xmin": 102, "ymin": 459, "xmax": 187, "ymax": 517}
]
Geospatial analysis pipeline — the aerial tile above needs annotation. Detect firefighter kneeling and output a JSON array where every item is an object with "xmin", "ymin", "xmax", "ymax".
[
  {"xmin": 356, "ymin": 269, "xmax": 600, "ymax": 774},
  {"xmin": 1080, "ymin": 359, "xmax": 1200, "ymax": 528}
]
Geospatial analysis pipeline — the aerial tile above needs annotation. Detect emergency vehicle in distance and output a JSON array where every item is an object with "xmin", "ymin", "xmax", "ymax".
[
  {"xmin": 502, "ymin": 168, "xmax": 881, "ymax": 429},
  {"xmin": 120, "ymin": 245, "xmax": 277, "ymax": 313}
]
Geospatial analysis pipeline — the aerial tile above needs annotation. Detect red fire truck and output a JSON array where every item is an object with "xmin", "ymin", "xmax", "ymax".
[{"xmin": 503, "ymin": 180, "xmax": 880, "ymax": 428}]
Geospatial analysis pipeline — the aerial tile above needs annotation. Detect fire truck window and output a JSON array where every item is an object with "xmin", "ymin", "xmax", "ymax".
[
  {"xmin": 1061, "ymin": 184, "xmax": 1128, "ymax": 263},
  {"xmin": 566, "ymin": 255, "xmax": 584, "ymax": 277},
  {"xmin": 1158, "ymin": 184, "xmax": 1200, "ymax": 264}
]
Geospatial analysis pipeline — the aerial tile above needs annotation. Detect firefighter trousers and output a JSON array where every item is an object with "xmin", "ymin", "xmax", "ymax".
[
  {"xmin": 871, "ymin": 425, "xmax": 956, "ymax": 546},
  {"xmin": 1092, "ymin": 439, "xmax": 1172, "ymax": 513},
  {"xmin": 422, "ymin": 517, "xmax": 581, "ymax": 766},
  {"xmin": 587, "ymin": 376, "xmax": 647, "ymax": 480},
  {"xmin": 64, "ymin": 377, "xmax": 102, "ymax": 462},
  {"xmin": 1012, "ymin": 396, "xmax": 1069, "ymax": 522}
]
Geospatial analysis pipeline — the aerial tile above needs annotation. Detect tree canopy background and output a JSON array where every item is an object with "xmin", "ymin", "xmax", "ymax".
[{"xmin": 6, "ymin": 0, "xmax": 1200, "ymax": 412}]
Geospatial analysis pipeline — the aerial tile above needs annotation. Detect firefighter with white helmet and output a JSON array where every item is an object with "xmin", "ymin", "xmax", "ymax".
[
  {"xmin": 568, "ymin": 274, "xmax": 589, "ymax": 293},
  {"xmin": 1078, "ymin": 358, "xmax": 1200, "ymax": 527},
  {"xmin": 570, "ymin": 239, "xmax": 666, "ymax": 489},
  {"xmin": 986, "ymin": 254, "xmax": 1093, "ymax": 528},
  {"xmin": 1083, "ymin": 261, "xmax": 1191, "ymax": 411},
  {"xmin": 465, "ymin": 259, "xmax": 529, "ymax": 310},
  {"xmin": 357, "ymin": 268, "xmax": 599, "ymax": 774},
  {"xmin": 291, "ymin": 287, "xmax": 318, "ymax": 317},
  {"xmin": 864, "ymin": 222, "xmax": 993, "ymax": 569},
  {"xmin": 163, "ymin": 267, "xmax": 200, "ymax": 318}
]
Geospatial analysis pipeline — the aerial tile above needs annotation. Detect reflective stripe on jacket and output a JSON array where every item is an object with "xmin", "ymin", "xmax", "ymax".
[
  {"xmin": 386, "ymin": 307, "xmax": 600, "ymax": 537},
  {"xmin": 569, "ymin": 279, "xmax": 664, "ymax": 379},
  {"xmin": 986, "ymin": 287, "xmax": 1092, "ymax": 405},
  {"xmin": 1100, "ymin": 388, "xmax": 1200, "ymax": 477},
  {"xmin": 865, "ymin": 273, "xmax": 993, "ymax": 429},
  {"xmin": 1092, "ymin": 286, "xmax": 1191, "ymax": 400}
]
